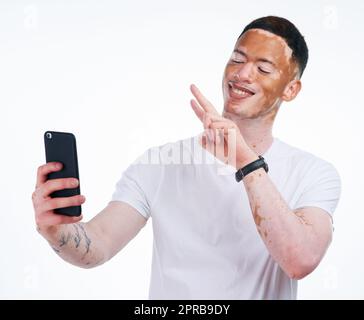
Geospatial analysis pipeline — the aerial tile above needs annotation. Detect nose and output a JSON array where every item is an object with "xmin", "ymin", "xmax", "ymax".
[{"xmin": 234, "ymin": 62, "xmax": 255, "ymax": 83}]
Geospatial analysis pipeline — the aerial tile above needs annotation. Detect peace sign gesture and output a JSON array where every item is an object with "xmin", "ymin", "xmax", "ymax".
[{"xmin": 189, "ymin": 84, "xmax": 257, "ymax": 169}]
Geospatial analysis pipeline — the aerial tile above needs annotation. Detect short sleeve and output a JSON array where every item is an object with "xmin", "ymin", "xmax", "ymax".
[
  {"xmin": 294, "ymin": 160, "xmax": 341, "ymax": 217},
  {"xmin": 111, "ymin": 152, "xmax": 151, "ymax": 220}
]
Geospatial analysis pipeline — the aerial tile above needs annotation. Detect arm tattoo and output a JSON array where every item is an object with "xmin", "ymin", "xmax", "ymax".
[
  {"xmin": 56, "ymin": 223, "xmax": 92, "ymax": 257},
  {"xmin": 72, "ymin": 224, "xmax": 82, "ymax": 248},
  {"xmin": 77, "ymin": 223, "xmax": 92, "ymax": 254},
  {"xmin": 59, "ymin": 231, "xmax": 71, "ymax": 247}
]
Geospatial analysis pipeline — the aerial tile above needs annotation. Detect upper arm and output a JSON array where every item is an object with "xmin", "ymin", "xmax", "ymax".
[
  {"xmin": 291, "ymin": 160, "xmax": 340, "ymax": 268},
  {"xmin": 294, "ymin": 160, "xmax": 341, "ymax": 218},
  {"xmin": 86, "ymin": 201, "xmax": 147, "ymax": 261},
  {"xmin": 293, "ymin": 206, "xmax": 333, "ymax": 260}
]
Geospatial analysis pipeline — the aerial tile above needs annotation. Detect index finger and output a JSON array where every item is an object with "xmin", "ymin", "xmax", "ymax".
[
  {"xmin": 190, "ymin": 84, "xmax": 219, "ymax": 115},
  {"xmin": 36, "ymin": 162, "xmax": 63, "ymax": 188},
  {"xmin": 190, "ymin": 99, "xmax": 204, "ymax": 123}
]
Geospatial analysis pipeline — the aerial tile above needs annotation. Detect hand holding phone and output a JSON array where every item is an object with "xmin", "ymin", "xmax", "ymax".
[
  {"xmin": 32, "ymin": 131, "xmax": 86, "ymax": 231},
  {"xmin": 32, "ymin": 161, "xmax": 85, "ymax": 228},
  {"xmin": 43, "ymin": 131, "xmax": 83, "ymax": 216}
]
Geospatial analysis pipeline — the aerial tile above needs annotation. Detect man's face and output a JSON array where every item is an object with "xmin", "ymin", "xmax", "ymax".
[{"xmin": 222, "ymin": 29, "xmax": 299, "ymax": 120}]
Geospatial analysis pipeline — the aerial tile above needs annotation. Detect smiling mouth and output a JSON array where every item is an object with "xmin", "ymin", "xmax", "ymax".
[{"xmin": 228, "ymin": 81, "xmax": 256, "ymax": 99}]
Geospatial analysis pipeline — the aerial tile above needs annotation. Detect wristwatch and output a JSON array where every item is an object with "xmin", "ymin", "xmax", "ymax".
[{"xmin": 235, "ymin": 156, "xmax": 269, "ymax": 182}]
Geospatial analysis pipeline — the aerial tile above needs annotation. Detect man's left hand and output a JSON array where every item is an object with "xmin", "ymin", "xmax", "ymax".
[{"xmin": 190, "ymin": 84, "xmax": 257, "ymax": 169}]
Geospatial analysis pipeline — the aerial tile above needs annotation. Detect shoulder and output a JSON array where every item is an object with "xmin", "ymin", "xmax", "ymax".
[{"xmin": 271, "ymin": 138, "xmax": 341, "ymax": 182}]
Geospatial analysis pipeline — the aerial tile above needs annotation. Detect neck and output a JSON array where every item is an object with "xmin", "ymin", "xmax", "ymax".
[{"xmin": 222, "ymin": 112, "xmax": 274, "ymax": 156}]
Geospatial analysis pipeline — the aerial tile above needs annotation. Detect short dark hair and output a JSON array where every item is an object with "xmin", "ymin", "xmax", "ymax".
[{"xmin": 239, "ymin": 16, "xmax": 309, "ymax": 78}]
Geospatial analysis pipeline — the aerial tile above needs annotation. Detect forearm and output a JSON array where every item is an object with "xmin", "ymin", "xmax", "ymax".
[
  {"xmin": 243, "ymin": 169, "xmax": 319, "ymax": 278},
  {"xmin": 37, "ymin": 222, "xmax": 107, "ymax": 269}
]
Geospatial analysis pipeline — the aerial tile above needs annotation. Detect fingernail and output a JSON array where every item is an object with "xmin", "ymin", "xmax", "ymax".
[
  {"xmin": 72, "ymin": 179, "xmax": 79, "ymax": 186},
  {"xmin": 56, "ymin": 163, "xmax": 62, "ymax": 169}
]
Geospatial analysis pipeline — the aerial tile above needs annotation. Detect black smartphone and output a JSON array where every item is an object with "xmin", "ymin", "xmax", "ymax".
[{"xmin": 44, "ymin": 131, "xmax": 81, "ymax": 216}]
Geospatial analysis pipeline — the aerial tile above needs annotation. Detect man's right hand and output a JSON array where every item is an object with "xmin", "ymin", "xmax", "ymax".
[
  {"xmin": 32, "ymin": 162, "xmax": 147, "ymax": 269},
  {"xmin": 32, "ymin": 162, "xmax": 86, "ymax": 234}
]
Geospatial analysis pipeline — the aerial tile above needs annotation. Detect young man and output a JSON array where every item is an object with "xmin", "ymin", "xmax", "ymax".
[{"xmin": 32, "ymin": 16, "xmax": 341, "ymax": 299}]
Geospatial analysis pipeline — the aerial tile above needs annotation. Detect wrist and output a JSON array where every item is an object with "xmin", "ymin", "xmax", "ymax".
[
  {"xmin": 235, "ymin": 152, "xmax": 259, "ymax": 170},
  {"xmin": 37, "ymin": 224, "xmax": 62, "ymax": 242},
  {"xmin": 235, "ymin": 155, "xmax": 269, "ymax": 182}
]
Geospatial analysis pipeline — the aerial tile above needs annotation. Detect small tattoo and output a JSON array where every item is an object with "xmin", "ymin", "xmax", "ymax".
[
  {"xmin": 78, "ymin": 224, "xmax": 91, "ymax": 254},
  {"xmin": 73, "ymin": 224, "xmax": 81, "ymax": 248},
  {"xmin": 59, "ymin": 232, "xmax": 71, "ymax": 247},
  {"xmin": 74, "ymin": 223, "xmax": 91, "ymax": 256}
]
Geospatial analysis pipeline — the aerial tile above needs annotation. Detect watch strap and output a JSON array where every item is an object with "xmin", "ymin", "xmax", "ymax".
[{"xmin": 235, "ymin": 156, "xmax": 268, "ymax": 182}]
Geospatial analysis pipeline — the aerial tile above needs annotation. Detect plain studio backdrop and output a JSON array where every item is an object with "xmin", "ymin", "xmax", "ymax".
[{"xmin": 0, "ymin": 0, "xmax": 363, "ymax": 299}]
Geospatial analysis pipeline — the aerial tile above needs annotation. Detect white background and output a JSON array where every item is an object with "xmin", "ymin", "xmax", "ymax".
[{"xmin": 0, "ymin": 0, "xmax": 363, "ymax": 299}]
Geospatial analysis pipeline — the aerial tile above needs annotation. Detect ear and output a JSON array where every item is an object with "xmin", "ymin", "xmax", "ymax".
[{"xmin": 282, "ymin": 79, "xmax": 301, "ymax": 102}]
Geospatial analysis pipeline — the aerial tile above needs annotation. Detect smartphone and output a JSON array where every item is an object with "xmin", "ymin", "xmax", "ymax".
[{"xmin": 44, "ymin": 131, "xmax": 81, "ymax": 216}]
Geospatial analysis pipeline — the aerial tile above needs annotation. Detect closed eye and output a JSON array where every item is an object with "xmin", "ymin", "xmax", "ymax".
[
  {"xmin": 230, "ymin": 51, "xmax": 246, "ymax": 64},
  {"xmin": 258, "ymin": 67, "xmax": 271, "ymax": 74}
]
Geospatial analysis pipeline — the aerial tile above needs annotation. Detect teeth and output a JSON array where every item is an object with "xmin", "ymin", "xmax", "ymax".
[{"xmin": 231, "ymin": 87, "xmax": 251, "ymax": 97}]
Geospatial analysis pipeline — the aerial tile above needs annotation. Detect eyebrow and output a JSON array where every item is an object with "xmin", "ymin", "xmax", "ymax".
[{"xmin": 233, "ymin": 49, "xmax": 276, "ymax": 67}]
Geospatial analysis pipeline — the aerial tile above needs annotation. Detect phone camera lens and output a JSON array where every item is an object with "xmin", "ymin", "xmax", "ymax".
[{"xmin": 46, "ymin": 132, "xmax": 52, "ymax": 139}]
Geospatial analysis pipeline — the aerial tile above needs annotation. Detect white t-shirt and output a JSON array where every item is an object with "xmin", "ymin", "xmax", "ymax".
[{"xmin": 111, "ymin": 134, "xmax": 341, "ymax": 299}]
